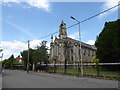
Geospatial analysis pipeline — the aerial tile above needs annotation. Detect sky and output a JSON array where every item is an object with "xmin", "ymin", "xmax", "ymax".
[{"xmin": 0, "ymin": 0, "xmax": 119, "ymax": 60}]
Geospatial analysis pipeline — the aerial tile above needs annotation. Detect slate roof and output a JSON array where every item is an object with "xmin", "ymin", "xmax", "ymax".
[{"xmin": 54, "ymin": 37, "xmax": 97, "ymax": 50}]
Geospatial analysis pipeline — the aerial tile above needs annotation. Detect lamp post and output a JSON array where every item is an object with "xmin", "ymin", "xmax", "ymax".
[{"xmin": 70, "ymin": 16, "xmax": 83, "ymax": 76}]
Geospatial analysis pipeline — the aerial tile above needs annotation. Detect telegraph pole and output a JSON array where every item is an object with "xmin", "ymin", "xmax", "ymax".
[
  {"xmin": 27, "ymin": 40, "xmax": 30, "ymax": 73},
  {"xmin": 1, "ymin": 53, "xmax": 3, "ymax": 61},
  {"xmin": 0, "ymin": 51, "xmax": 3, "ymax": 73}
]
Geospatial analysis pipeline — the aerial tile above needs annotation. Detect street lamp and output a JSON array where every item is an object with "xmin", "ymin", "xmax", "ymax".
[{"xmin": 70, "ymin": 16, "xmax": 83, "ymax": 76}]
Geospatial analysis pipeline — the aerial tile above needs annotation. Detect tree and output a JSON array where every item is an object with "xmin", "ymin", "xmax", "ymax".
[
  {"xmin": 2, "ymin": 54, "xmax": 16, "ymax": 69},
  {"xmin": 32, "ymin": 41, "xmax": 49, "ymax": 64},
  {"xmin": 21, "ymin": 41, "xmax": 49, "ymax": 71},
  {"xmin": 95, "ymin": 19, "xmax": 120, "ymax": 63},
  {"xmin": 21, "ymin": 48, "xmax": 34, "ymax": 70},
  {"xmin": 21, "ymin": 50, "xmax": 28, "ymax": 70}
]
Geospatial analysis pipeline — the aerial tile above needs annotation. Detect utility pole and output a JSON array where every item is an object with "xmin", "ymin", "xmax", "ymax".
[
  {"xmin": 0, "ymin": 49, "xmax": 3, "ymax": 62},
  {"xmin": 1, "ymin": 53, "xmax": 3, "ymax": 61},
  {"xmin": 0, "ymin": 52, "xmax": 3, "ymax": 73},
  {"xmin": 27, "ymin": 40, "xmax": 30, "ymax": 73}
]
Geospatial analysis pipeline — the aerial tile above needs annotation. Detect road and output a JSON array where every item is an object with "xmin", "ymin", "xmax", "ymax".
[{"xmin": 2, "ymin": 70, "xmax": 119, "ymax": 88}]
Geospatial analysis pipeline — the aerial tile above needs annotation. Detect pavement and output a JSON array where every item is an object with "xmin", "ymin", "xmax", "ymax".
[{"xmin": 2, "ymin": 69, "xmax": 119, "ymax": 88}]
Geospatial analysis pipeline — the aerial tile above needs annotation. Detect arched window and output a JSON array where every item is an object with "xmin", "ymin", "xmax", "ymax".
[
  {"xmin": 83, "ymin": 49, "xmax": 86, "ymax": 56},
  {"xmin": 88, "ymin": 50, "xmax": 90, "ymax": 56}
]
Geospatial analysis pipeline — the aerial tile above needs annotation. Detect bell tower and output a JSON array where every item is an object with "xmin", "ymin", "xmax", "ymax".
[{"xmin": 59, "ymin": 21, "xmax": 67, "ymax": 39}]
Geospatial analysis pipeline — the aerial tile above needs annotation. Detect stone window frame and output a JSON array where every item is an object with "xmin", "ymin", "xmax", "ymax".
[
  {"xmin": 83, "ymin": 49, "xmax": 86, "ymax": 56},
  {"xmin": 88, "ymin": 50, "xmax": 91, "ymax": 56}
]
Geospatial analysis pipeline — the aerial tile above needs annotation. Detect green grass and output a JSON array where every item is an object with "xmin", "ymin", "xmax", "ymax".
[
  {"xmin": 99, "ymin": 70, "xmax": 119, "ymax": 77},
  {"xmin": 83, "ymin": 66, "xmax": 97, "ymax": 75},
  {"xmin": 44, "ymin": 66, "xmax": 119, "ymax": 80}
]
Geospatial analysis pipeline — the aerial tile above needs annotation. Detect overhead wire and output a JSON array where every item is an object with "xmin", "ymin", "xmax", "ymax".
[
  {"xmin": 3, "ymin": 42, "xmax": 28, "ymax": 55},
  {"xmin": 4, "ymin": 3, "xmax": 120, "ymax": 56},
  {"xmin": 12, "ymin": 42, "xmax": 28, "ymax": 53},
  {"xmin": 68, "ymin": 3, "xmax": 120, "ymax": 29},
  {"xmin": 30, "ymin": 3, "xmax": 120, "ymax": 41}
]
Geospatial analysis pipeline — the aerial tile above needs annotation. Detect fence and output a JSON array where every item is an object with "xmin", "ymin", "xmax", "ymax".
[
  {"xmin": 36, "ymin": 62, "xmax": 120, "ymax": 80},
  {"xmin": 14, "ymin": 65, "xmax": 24, "ymax": 70}
]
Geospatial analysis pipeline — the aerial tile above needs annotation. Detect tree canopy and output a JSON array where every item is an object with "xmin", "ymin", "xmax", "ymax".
[
  {"xmin": 32, "ymin": 43, "xmax": 49, "ymax": 64},
  {"xmin": 21, "ymin": 48, "xmax": 34, "ymax": 70},
  {"xmin": 95, "ymin": 19, "xmax": 120, "ymax": 63},
  {"xmin": 2, "ymin": 54, "xmax": 16, "ymax": 69},
  {"xmin": 21, "ymin": 41, "xmax": 49, "ymax": 70}
]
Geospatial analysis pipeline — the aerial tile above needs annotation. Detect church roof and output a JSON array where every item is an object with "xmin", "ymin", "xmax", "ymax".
[{"xmin": 54, "ymin": 37, "xmax": 96, "ymax": 50}]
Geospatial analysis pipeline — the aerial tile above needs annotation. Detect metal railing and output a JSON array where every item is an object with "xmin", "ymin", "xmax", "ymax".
[{"xmin": 35, "ymin": 62, "xmax": 120, "ymax": 80}]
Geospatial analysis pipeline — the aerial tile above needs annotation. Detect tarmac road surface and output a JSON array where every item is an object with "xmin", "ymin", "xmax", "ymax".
[{"xmin": 2, "ymin": 70, "xmax": 119, "ymax": 88}]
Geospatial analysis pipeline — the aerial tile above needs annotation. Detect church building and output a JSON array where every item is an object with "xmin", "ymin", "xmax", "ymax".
[{"xmin": 50, "ymin": 21, "xmax": 96, "ymax": 64}]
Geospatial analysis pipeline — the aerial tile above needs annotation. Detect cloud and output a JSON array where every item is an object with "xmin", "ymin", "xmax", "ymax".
[
  {"xmin": 2, "ymin": 40, "xmax": 27, "ymax": 50},
  {"xmin": 69, "ymin": 32, "xmax": 79, "ymax": 39},
  {"xmin": 30, "ymin": 40, "xmax": 50, "ymax": 49},
  {"xmin": 1, "ymin": 40, "xmax": 27, "ymax": 60},
  {"xmin": 2, "ymin": 0, "xmax": 50, "ymax": 12},
  {"xmin": 1, "ymin": 40, "xmax": 50, "ymax": 60},
  {"xmin": 68, "ymin": 32, "xmax": 84, "ymax": 40},
  {"xmin": 99, "ymin": 0, "xmax": 119, "ymax": 18},
  {"xmin": 30, "ymin": 40, "xmax": 42, "ymax": 49},
  {"xmin": 86, "ymin": 40, "xmax": 95, "ymax": 45}
]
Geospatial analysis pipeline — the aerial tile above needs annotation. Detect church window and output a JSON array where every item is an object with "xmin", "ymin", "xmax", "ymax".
[
  {"xmin": 88, "ymin": 50, "xmax": 90, "ymax": 56},
  {"xmin": 92, "ymin": 51, "xmax": 95, "ymax": 56},
  {"xmin": 83, "ymin": 49, "xmax": 86, "ymax": 56}
]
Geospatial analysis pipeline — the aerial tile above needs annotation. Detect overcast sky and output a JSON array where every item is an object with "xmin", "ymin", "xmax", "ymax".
[{"xmin": 1, "ymin": 0, "xmax": 119, "ymax": 60}]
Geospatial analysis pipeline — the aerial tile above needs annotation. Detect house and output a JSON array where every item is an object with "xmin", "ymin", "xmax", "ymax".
[{"xmin": 16, "ymin": 56, "xmax": 23, "ymax": 63}]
